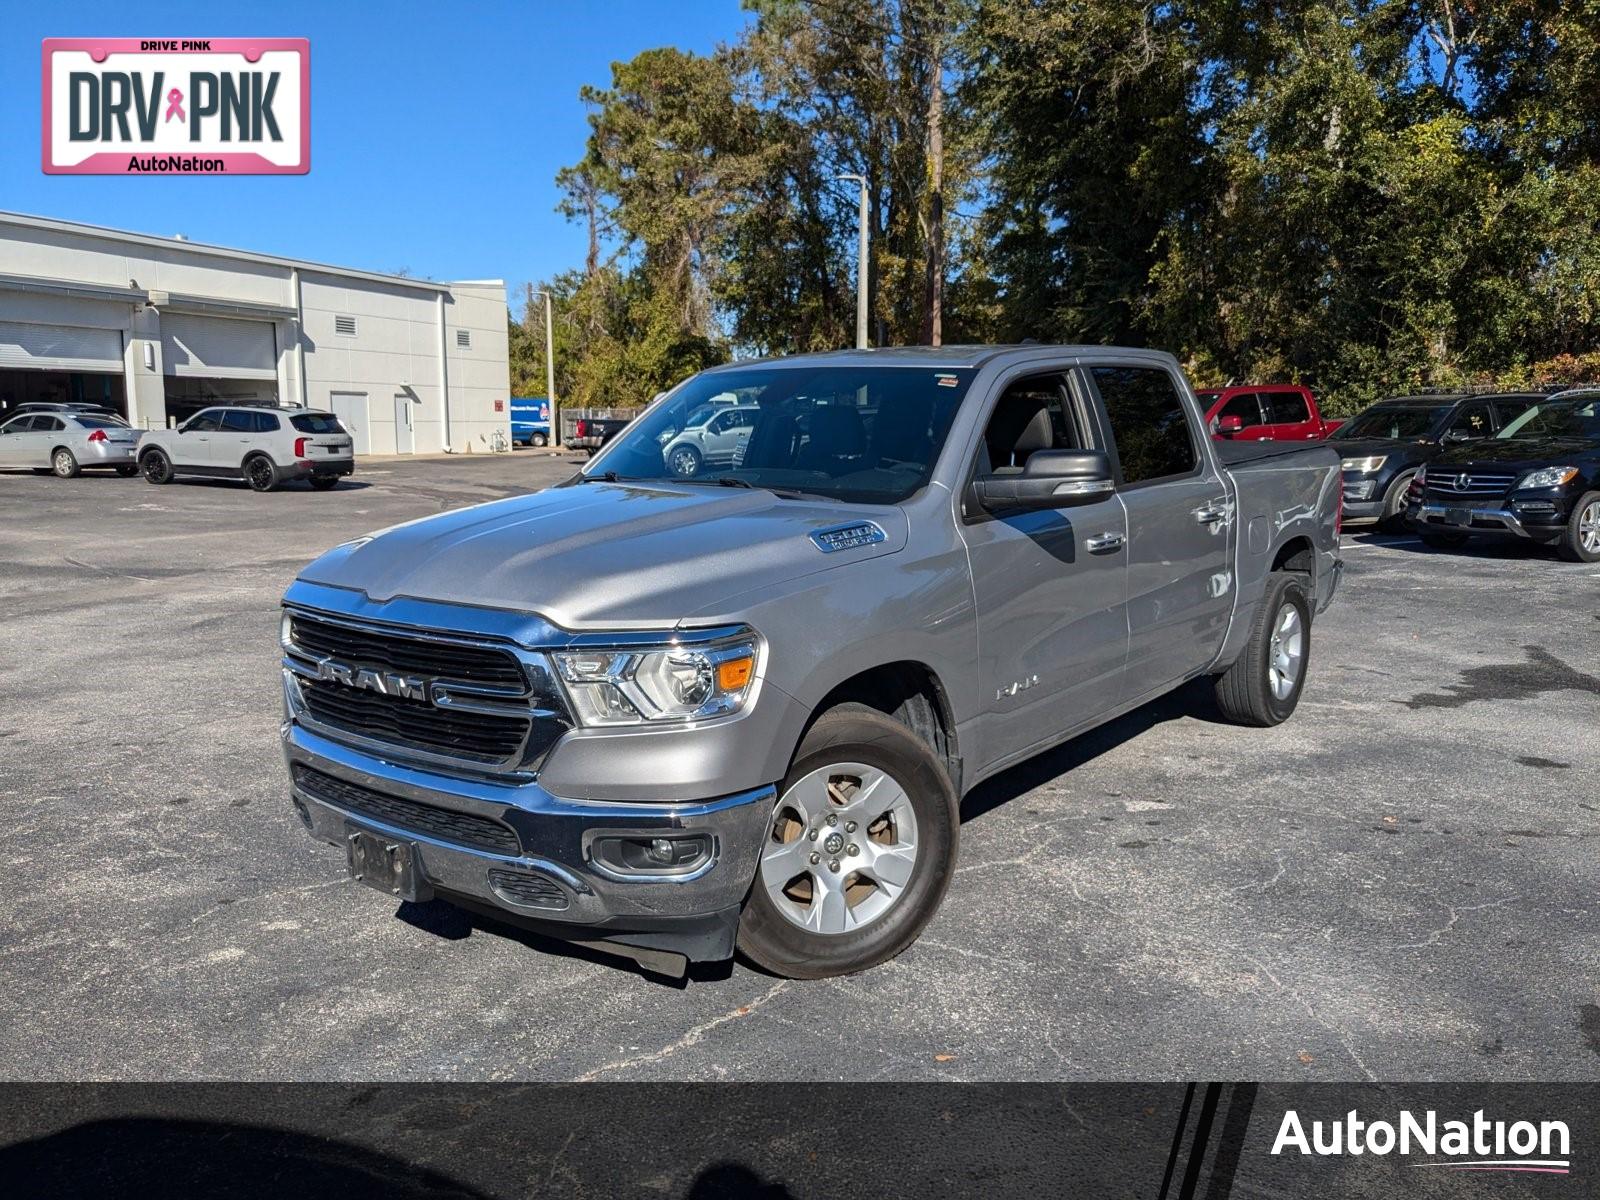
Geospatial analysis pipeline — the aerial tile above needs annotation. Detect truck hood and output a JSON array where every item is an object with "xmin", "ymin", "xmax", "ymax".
[
  {"xmin": 1432, "ymin": 437, "xmax": 1599, "ymax": 469},
  {"xmin": 296, "ymin": 480, "xmax": 908, "ymax": 630},
  {"xmin": 1328, "ymin": 436, "xmax": 1432, "ymax": 463}
]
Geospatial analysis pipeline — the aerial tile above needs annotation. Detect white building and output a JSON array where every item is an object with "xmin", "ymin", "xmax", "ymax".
[{"xmin": 0, "ymin": 210, "xmax": 511, "ymax": 455}]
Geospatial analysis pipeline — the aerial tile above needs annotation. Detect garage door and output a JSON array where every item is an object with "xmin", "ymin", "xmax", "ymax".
[
  {"xmin": 0, "ymin": 322, "xmax": 123, "ymax": 372},
  {"xmin": 161, "ymin": 314, "xmax": 277, "ymax": 379}
]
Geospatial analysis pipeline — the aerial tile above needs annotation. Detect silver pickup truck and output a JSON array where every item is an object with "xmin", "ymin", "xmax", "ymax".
[{"xmin": 280, "ymin": 346, "xmax": 1342, "ymax": 977}]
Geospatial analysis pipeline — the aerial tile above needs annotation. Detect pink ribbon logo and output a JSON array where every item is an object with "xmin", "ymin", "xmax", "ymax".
[{"xmin": 164, "ymin": 88, "xmax": 185, "ymax": 123}]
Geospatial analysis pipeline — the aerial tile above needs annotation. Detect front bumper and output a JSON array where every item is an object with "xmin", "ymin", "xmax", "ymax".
[
  {"xmin": 282, "ymin": 720, "xmax": 772, "ymax": 963},
  {"xmin": 1407, "ymin": 498, "xmax": 1567, "ymax": 541}
]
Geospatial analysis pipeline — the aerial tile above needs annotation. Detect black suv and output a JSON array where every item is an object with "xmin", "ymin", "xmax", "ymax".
[
  {"xmin": 1404, "ymin": 390, "xmax": 1600, "ymax": 561},
  {"xmin": 1332, "ymin": 392, "xmax": 1540, "ymax": 528}
]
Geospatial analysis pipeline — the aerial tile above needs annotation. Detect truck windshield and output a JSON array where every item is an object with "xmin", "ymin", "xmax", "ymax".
[
  {"xmin": 1496, "ymin": 398, "xmax": 1600, "ymax": 440},
  {"xmin": 1337, "ymin": 405, "xmax": 1448, "ymax": 440},
  {"xmin": 587, "ymin": 365, "xmax": 976, "ymax": 503}
]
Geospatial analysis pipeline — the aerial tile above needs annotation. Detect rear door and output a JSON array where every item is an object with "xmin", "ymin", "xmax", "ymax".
[
  {"xmin": 216, "ymin": 409, "xmax": 258, "ymax": 470},
  {"xmin": 1085, "ymin": 362, "xmax": 1234, "ymax": 700},
  {"xmin": 1258, "ymin": 389, "xmax": 1317, "ymax": 439}
]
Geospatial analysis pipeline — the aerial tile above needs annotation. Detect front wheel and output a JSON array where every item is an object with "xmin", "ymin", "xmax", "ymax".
[
  {"xmin": 667, "ymin": 444, "xmax": 702, "ymax": 477},
  {"xmin": 1558, "ymin": 492, "xmax": 1600, "ymax": 563},
  {"xmin": 1378, "ymin": 471, "xmax": 1416, "ymax": 530},
  {"xmin": 1213, "ymin": 572, "xmax": 1312, "ymax": 727},
  {"xmin": 52, "ymin": 448, "xmax": 80, "ymax": 478},
  {"xmin": 737, "ymin": 704, "xmax": 958, "ymax": 979}
]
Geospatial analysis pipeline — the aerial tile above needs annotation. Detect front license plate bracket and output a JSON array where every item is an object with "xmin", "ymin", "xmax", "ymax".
[
  {"xmin": 346, "ymin": 829, "xmax": 433, "ymax": 903},
  {"xmin": 1445, "ymin": 507, "xmax": 1472, "ymax": 528}
]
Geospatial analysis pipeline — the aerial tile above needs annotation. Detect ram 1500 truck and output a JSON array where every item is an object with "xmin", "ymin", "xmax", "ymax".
[{"xmin": 280, "ymin": 346, "xmax": 1342, "ymax": 978}]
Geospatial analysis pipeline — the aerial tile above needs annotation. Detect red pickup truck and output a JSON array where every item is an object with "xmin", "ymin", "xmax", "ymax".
[{"xmin": 1195, "ymin": 384, "xmax": 1343, "ymax": 440}]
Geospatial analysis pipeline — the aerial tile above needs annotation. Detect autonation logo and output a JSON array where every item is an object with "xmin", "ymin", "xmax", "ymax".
[{"xmin": 1273, "ymin": 1108, "xmax": 1571, "ymax": 1175}]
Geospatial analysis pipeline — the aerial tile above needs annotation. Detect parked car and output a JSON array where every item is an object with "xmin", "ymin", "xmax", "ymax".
[
  {"xmin": 278, "ymin": 345, "xmax": 1342, "ymax": 978},
  {"xmin": 510, "ymin": 397, "xmax": 551, "ymax": 447},
  {"xmin": 0, "ymin": 410, "xmax": 142, "ymax": 477},
  {"xmin": 564, "ymin": 414, "xmax": 632, "ymax": 456},
  {"xmin": 1405, "ymin": 390, "xmax": 1600, "ymax": 561},
  {"xmin": 10, "ymin": 400, "xmax": 116, "ymax": 417},
  {"xmin": 660, "ymin": 403, "xmax": 759, "ymax": 476},
  {"xmin": 138, "ymin": 406, "xmax": 354, "ymax": 492},
  {"xmin": 1332, "ymin": 392, "xmax": 1541, "ymax": 528},
  {"xmin": 1195, "ymin": 384, "xmax": 1342, "ymax": 440}
]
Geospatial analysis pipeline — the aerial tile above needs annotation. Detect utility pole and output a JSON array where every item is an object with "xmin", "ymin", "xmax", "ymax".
[
  {"xmin": 532, "ymin": 289, "xmax": 558, "ymax": 450},
  {"xmin": 836, "ymin": 174, "xmax": 870, "ymax": 349}
]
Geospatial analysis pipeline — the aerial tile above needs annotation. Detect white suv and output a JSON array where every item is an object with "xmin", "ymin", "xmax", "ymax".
[{"xmin": 138, "ymin": 407, "xmax": 355, "ymax": 492}]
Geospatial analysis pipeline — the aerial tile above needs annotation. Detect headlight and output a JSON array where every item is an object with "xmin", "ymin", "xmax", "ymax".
[
  {"xmin": 1341, "ymin": 455, "xmax": 1387, "ymax": 473},
  {"xmin": 553, "ymin": 632, "xmax": 759, "ymax": 726},
  {"xmin": 1516, "ymin": 466, "xmax": 1579, "ymax": 489}
]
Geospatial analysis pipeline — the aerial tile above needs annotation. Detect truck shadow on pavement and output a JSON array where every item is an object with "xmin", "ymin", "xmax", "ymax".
[{"xmin": 0, "ymin": 1116, "xmax": 797, "ymax": 1200}]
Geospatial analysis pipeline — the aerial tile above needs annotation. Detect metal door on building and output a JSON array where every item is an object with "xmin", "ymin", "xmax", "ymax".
[
  {"xmin": 329, "ymin": 392, "xmax": 370, "ymax": 454},
  {"xmin": 393, "ymin": 394, "xmax": 415, "ymax": 454}
]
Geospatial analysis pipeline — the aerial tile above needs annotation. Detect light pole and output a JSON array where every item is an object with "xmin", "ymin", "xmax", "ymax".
[
  {"xmin": 836, "ymin": 174, "xmax": 869, "ymax": 349},
  {"xmin": 531, "ymin": 289, "xmax": 558, "ymax": 450}
]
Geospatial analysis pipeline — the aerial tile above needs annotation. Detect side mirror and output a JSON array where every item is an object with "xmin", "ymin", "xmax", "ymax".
[
  {"xmin": 1217, "ymin": 414, "xmax": 1245, "ymax": 436},
  {"xmin": 972, "ymin": 450, "xmax": 1115, "ymax": 511}
]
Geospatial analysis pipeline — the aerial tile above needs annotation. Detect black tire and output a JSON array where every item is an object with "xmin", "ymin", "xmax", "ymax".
[
  {"xmin": 51, "ymin": 447, "xmax": 81, "ymax": 478},
  {"xmin": 667, "ymin": 443, "xmax": 702, "ymax": 478},
  {"xmin": 1421, "ymin": 531, "xmax": 1469, "ymax": 549},
  {"xmin": 1557, "ymin": 491, "xmax": 1600, "ymax": 563},
  {"xmin": 1213, "ymin": 571, "xmax": 1313, "ymax": 727},
  {"xmin": 307, "ymin": 475, "xmax": 340, "ymax": 491},
  {"xmin": 1377, "ymin": 471, "xmax": 1416, "ymax": 531},
  {"xmin": 114, "ymin": 464, "xmax": 138, "ymax": 477},
  {"xmin": 140, "ymin": 449, "xmax": 173, "ymax": 484},
  {"xmin": 243, "ymin": 454, "xmax": 279, "ymax": 493},
  {"xmin": 532, "ymin": 433, "xmax": 548, "ymax": 448},
  {"xmin": 737, "ymin": 704, "xmax": 958, "ymax": 979}
]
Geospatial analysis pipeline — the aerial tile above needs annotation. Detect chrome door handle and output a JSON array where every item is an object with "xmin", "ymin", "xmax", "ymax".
[
  {"xmin": 1193, "ymin": 502, "xmax": 1229, "ymax": 525},
  {"xmin": 1085, "ymin": 532, "xmax": 1125, "ymax": 553}
]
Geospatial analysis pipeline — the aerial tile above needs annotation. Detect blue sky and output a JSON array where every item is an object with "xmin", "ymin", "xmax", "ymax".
[{"xmin": 1, "ymin": 0, "xmax": 750, "ymax": 317}]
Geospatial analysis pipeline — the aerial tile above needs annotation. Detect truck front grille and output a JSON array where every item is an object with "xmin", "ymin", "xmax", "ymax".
[
  {"xmin": 293, "ymin": 765, "xmax": 521, "ymax": 856},
  {"xmin": 1425, "ymin": 471, "xmax": 1517, "ymax": 501},
  {"xmin": 284, "ymin": 608, "xmax": 571, "ymax": 773}
]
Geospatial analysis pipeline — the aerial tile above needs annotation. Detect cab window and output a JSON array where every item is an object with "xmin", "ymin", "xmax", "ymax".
[
  {"xmin": 1090, "ymin": 366, "xmax": 1198, "ymax": 485},
  {"xmin": 220, "ymin": 410, "xmax": 256, "ymax": 432},
  {"xmin": 977, "ymin": 373, "xmax": 1088, "ymax": 475},
  {"xmin": 185, "ymin": 410, "xmax": 223, "ymax": 432},
  {"xmin": 1218, "ymin": 392, "xmax": 1264, "ymax": 429},
  {"xmin": 1264, "ymin": 390, "xmax": 1311, "ymax": 424}
]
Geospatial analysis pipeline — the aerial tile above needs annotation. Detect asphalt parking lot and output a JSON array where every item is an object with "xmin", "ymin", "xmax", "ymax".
[{"xmin": 2, "ymin": 453, "xmax": 1597, "ymax": 1082}]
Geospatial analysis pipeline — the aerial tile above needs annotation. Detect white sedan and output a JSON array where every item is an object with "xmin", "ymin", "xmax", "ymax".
[{"xmin": 0, "ymin": 411, "xmax": 142, "ymax": 477}]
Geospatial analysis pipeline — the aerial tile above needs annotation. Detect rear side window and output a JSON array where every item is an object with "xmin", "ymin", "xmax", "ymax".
[
  {"xmin": 1091, "ymin": 366, "xmax": 1199, "ymax": 485},
  {"xmin": 36, "ymin": 417, "xmax": 65, "ymax": 432},
  {"xmin": 1264, "ymin": 390, "xmax": 1311, "ymax": 423},
  {"xmin": 253, "ymin": 411, "xmax": 281, "ymax": 432},
  {"xmin": 291, "ymin": 413, "xmax": 343, "ymax": 434}
]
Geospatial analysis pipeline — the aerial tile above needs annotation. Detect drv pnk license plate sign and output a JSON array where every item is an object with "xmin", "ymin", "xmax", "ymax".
[{"xmin": 42, "ymin": 39, "xmax": 309, "ymax": 175}]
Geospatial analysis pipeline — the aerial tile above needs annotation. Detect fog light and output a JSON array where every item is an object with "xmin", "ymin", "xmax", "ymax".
[
  {"xmin": 1515, "ymin": 500, "xmax": 1556, "ymax": 513},
  {"xmin": 1344, "ymin": 482, "xmax": 1376, "ymax": 501},
  {"xmin": 591, "ymin": 833, "xmax": 713, "ymax": 877}
]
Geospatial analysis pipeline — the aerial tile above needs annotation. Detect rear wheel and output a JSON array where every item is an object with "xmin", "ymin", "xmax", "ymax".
[
  {"xmin": 51, "ymin": 448, "xmax": 80, "ymax": 478},
  {"xmin": 532, "ymin": 432, "xmax": 548, "ymax": 448},
  {"xmin": 1557, "ymin": 492, "xmax": 1600, "ymax": 563},
  {"xmin": 1214, "ymin": 571, "xmax": 1312, "ymax": 727},
  {"xmin": 244, "ymin": 455, "xmax": 279, "ymax": 493},
  {"xmin": 140, "ymin": 449, "xmax": 173, "ymax": 484},
  {"xmin": 1421, "ymin": 531, "xmax": 1469, "ymax": 549},
  {"xmin": 737, "ymin": 704, "xmax": 957, "ymax": 979}
]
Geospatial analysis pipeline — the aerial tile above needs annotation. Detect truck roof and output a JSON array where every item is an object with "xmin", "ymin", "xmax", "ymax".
[{"xmin": 701, "ymin": 344, "xmax": 1181, "ymax": 373}]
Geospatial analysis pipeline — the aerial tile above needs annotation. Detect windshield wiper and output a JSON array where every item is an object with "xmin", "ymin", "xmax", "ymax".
[{"xmin": 580, "ymin": 471, "xmax": 624, "ymax": 483}]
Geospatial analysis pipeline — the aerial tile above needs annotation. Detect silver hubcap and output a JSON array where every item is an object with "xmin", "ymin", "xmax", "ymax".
[
  {"xmin": 670, "ymin": 448, "xmax": 697, "ymax": 476},
  {"xmin": 1266, "ymin": 603, "xmax": 1304, "ymax": 701},
  {"xmin": 54, "ymin": 452, "xmax": 70, "ymax": 473},
  {"xmin": 1580, "ymin": 501, "xmax": 1600, "ymax": 554},
  {"xmin": 760, "ymin": 761, "xmax": 919, "ymax": 936}
]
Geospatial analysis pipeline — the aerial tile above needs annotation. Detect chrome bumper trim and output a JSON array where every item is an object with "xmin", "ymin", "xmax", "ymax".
[{"xmin": 1413, "ymin": 503, "xmax": 1529, "ymax": 537}]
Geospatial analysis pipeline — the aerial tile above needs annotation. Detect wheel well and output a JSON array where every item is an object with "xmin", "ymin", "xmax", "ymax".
[
  {"xmin": 812, "ymin": 661, "xmax": 959, "ymax": 788},
  {"xmin": 1272, "ymin": 536, "xmax": 1315, "ymax": 576}
]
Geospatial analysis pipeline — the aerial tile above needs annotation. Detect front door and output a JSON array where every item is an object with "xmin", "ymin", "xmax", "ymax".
[
  {"xmin": 1085, "ymin": 365, "xmax": 1234, "ymax": 700},
  {"xmin": 393, "ymin": 394, "xmax": 415, "ymax": 454},
  {"xmin": 959, "ymin": 370, "xmax": 1130, "ymax": 771},
  {"xmin": 172, "ymin": 408, "xmax": 223, "ymax": 467}
]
